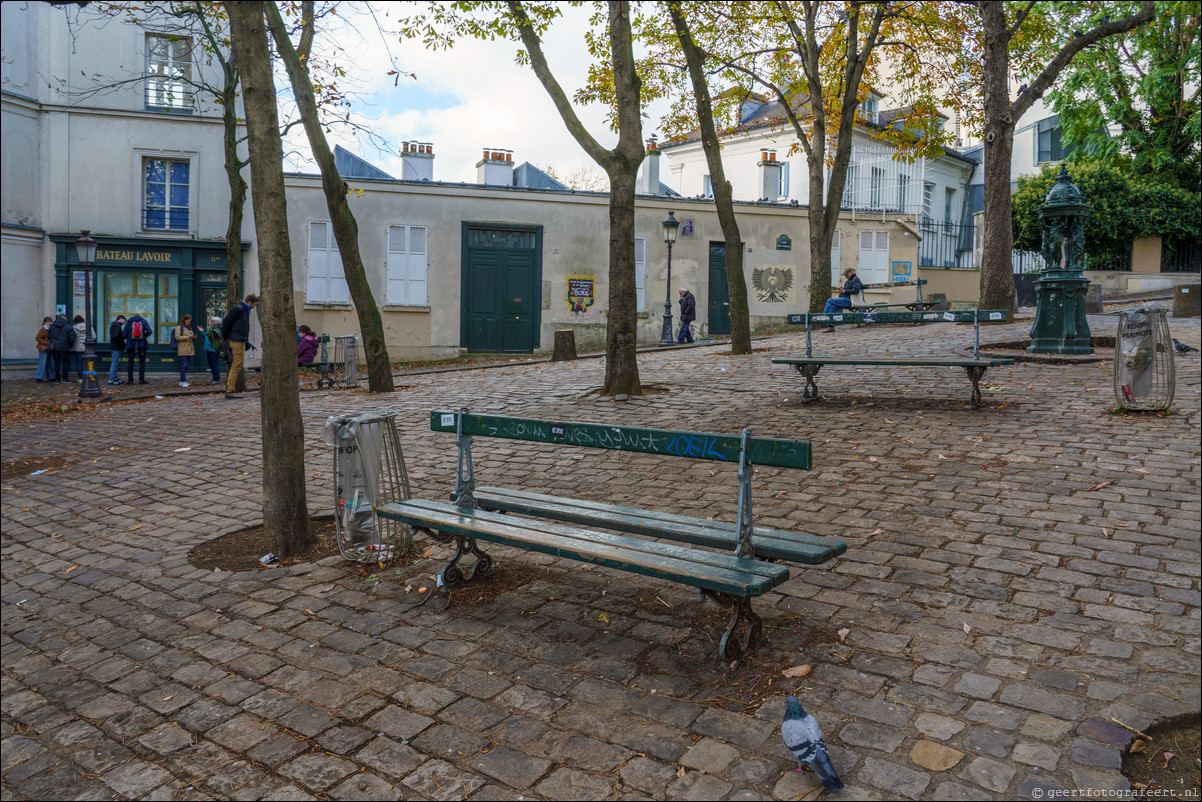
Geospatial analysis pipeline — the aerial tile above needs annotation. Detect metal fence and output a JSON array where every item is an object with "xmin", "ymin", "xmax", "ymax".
[
  {"xmin": 1163, "ymin": 240, "xmax": 1202, "ymax": 273},
  {"xmin": 1013, "ymin": 247, "xmax": 1132, "ymax": 273},
  {"xmin": 918, "ymin": 220, "xmax": 974, "ymax": 268}
]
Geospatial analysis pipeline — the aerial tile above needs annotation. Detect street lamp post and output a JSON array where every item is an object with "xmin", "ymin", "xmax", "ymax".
[
  {"xmin": 658, "ymin": 211, "xmax": 679, "ymax": 348},
  {"xmin": 74, "ymin": 231, "xmax": 104, "ymax": 400}
]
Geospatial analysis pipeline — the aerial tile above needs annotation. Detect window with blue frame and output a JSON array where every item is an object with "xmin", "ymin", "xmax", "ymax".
[{"xmin": 144, "ymin": 159, "xmax": 190, "ymax": 231}]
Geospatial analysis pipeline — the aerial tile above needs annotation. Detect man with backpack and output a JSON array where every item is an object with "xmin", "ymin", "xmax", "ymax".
[
  {"xmin": 221, "ymin": 293, "xmax": 260, "ymax": 399},
  {"xmin": 47, "ymin": 313, "xmax": 76, "ymax": 382},
  {"xmin": 123, "ymin": 313, "xmax": 151, "ymax": 384}
]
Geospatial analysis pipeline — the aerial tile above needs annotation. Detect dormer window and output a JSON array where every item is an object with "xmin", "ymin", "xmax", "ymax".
[
  {"xmin": 146, "ymin": 34, "xmax": 193, "ymax": 111},
  {"xmin": 860, "ymin": 97, "xmax": 879, "ymax": 125}
]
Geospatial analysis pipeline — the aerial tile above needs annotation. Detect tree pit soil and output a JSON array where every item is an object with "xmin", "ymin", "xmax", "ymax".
[
  {"xmin": 189, "ymin": 516, "xmax": 340, "ymax": 571},
  {"xmin": 1122, "ymin": 713, "xmax": 1201, "ymax": 797}
]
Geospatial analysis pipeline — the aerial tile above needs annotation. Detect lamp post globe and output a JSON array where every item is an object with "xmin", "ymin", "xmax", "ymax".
[
  {"xmin": 74, "ymin": 231, "xmax": 104, "ymax": 400},
  {"xmin": 659, "ymin": 212, "xmax": 680, "ymax": 348}
]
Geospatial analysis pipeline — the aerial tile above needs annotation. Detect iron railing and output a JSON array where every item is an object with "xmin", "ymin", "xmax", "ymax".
[{"xmin": 918, "ymin": 220, "xmax": 974, "ymax": 269}]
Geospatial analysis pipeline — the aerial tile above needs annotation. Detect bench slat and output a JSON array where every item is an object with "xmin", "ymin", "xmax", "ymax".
[
  {"xmin": 474, "ymin": 487, "xmax": 844, "ymax": 565},
  {"xmin": 430, "ymin": 411, "xmax": 811, "ymax": 470},
  {"xmin": 773, "ymin": 357, "xmax": 1014, "ymax": 368},
  {"xmin": 789, "ymin": 310, "xmax": 1008, "ymax": 325},
  {"xmin": 378, "ymin": 499, "xmax": 790, "ymax": 596}
]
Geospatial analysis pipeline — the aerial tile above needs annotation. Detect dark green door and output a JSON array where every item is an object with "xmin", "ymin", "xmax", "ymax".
[
  {"xmin": 463, "ymin": 226, "xmax": 541, "ymax": 353},
  {"xmin": 708, "ymin": 242, "xmax": 731, "ymax": 335}
]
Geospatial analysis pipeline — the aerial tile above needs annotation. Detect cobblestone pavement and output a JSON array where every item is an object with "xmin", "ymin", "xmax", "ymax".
[{"xmin": 3, "ymin": 315, "xmax": 1199, "ymax": 801}]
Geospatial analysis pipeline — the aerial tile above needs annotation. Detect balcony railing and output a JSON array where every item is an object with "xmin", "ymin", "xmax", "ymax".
[{"xmin": 143, "ymin": 208, "xmax": 189, "ymax": 232}]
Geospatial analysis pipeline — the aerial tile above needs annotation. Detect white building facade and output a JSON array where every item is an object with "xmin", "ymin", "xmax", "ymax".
[{"xmin": 1, "ymin": 3, "xmax": 249, "ymax": 376}]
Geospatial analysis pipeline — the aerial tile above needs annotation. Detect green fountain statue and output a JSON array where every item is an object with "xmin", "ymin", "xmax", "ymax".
[{"xmin": 1028, "ymin": 166, "xmax": 1094, "ymax": 354}]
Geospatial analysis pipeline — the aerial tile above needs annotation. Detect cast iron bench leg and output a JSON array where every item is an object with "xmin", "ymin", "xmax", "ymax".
[
  {"xmin": 964, "ymin": 366, "xmax": 987, "ymax": 406},
  {"xmin": 793, "ymin": 363, "xmax": 822, "ymax": 402},
  {"xmin": 414, "ymin": 526, "xmax": 494, "ymax": 588},
  {"xmin": 699, "ymin": 590, "xmax": 764, "ymax": 666}
]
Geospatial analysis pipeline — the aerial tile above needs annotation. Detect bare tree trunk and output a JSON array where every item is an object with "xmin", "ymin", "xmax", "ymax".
[
  {"xmin": 265, "ymin": 2, "xmax": 394, "ymax": 393},
  {"xmin": 978, "ymin": 1, "xmax": 1017, "ymax": 313},
  {"xmin": 604, "ymin": 168, "xmax": 642, "ymax": 395},
  {"xmin": 226, "ymin": 0, "xmax": 313, "ymax": 558},
  {"xmin": 508, "ymin": 0, "xmax": 645, "ymax": 395},
  {"xmin": 222, "ymin": 66, "xmax": 249, "ymax": 391},
  {"xmin": 667, "ymin": 2, "xmax": 751, "ymax": 355}
]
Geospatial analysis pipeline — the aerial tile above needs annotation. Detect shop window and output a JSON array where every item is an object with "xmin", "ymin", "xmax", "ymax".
[
  {"xmin": 101, "ymin": 272, "xmax": 157, "ymax": 341},
  {"xmin": 146, "ymin": 34, "xmax": 193, "ymax": 111},
  {"xmin": 157, "ymin": 274, "xmax": 179, "ymax": 343},
  {"xmin": 145, "ymin": 159, "xmax": 190, "ymax": 231}
]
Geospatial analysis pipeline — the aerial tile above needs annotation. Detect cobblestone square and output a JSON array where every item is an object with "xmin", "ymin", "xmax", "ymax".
[{"xmin": 2, "ymin": 316, "xmax": 1199, "ymax": 800}]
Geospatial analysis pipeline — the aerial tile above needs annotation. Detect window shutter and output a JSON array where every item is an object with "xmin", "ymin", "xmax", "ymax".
[
  {"xmin": 407, "ymin": 226, "xmax": 428, "ymax": 306},
  {"xmin": 307, "ymin": 221, "xmax": 329, "ymax": 303},
  {"xmin": 386, "ymin": 225, "xmax": 428, "ymax": 306},
  {"xmin": 328, "ymin": 229, "xmax": 349, "ymax": 304},
  {"xmin": 386, "ymin": 225, "xmax": 406, "ymax": 305},
  {"xmin": 778, "ymin": 162, "xmax": 790, "ymax": 199},
  {"xmin": 634, "ymin": 237, "xmax": 646, "ymax": 312},
  {"xmin": 830, "ymin": 230, "xmax": 842, "ymax": 285}
]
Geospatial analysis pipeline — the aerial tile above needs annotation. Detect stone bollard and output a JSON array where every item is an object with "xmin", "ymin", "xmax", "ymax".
[
  {"xmin": 1173, "ymin": 284, "xmax": 1200, "ymax": 318},
  {"xmin": 1085, "ymin": 284, "xmax": 1104, "ymax": 314},
  {"xmin": 552, "ymin": 329, "xmax": 577, "ymax": 361}
]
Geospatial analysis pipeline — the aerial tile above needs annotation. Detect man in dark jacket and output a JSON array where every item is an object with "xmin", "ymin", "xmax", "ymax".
[
  {"xmin": 820, "ymin": 268, "xmax": 863, "ymax": 332},
  {"xmin": 221, "ymin": 293, "xmax": 260, "ymax": 398},
  {"xmin": 677, "ymin": 287, "xmax": 696, "ymax": 344},
  {"xmin": 47, "ymin": 314, "xmax": 76, "ymax": 382},
  {"xmin": 107, "ymin": 315, "xmax": 127, "ymax": 385},
  {"xmin": 123, "ymin": 314, "xmax": 151, "ymax": 384}
]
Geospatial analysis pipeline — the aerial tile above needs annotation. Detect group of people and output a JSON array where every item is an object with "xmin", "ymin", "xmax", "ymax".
[
  {"xmin": 34, "ymin": 314, "xmax": 92, "ymax": 383},
  {"xmin": 33, "ymin": 293, "xmax": 261, "ymax": 396}
]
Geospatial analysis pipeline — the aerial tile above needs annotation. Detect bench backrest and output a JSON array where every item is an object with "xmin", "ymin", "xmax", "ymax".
[
  {"xmin": 430, "ymin": 411, "xmax": 811, "ymax": 470},
  {"xmin": 789, "ymin": 309, "xmax": 1008, "ymax": 326}
]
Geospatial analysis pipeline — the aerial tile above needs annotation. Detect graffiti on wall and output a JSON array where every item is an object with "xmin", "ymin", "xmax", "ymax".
[
  {"xmin": 567, "ymin": 276, "xmax": 596, "ymax": 313},
  {"xmin": 752, "ymin": 266, "xmax": 794, "ymax": 303}
]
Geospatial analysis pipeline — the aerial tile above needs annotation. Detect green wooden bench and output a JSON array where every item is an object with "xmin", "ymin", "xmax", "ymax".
[
  {"xmin": 377, "ymin": 410, "xmax": 845, "ymax": 665},
  {"xmin": 775, "ymin": 309, "xmax": 1016, "ymax": 405}
]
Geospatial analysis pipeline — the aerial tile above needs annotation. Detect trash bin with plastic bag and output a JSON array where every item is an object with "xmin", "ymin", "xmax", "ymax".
[{"xmin": 321, "ymin": 412, "xmax": 413, "ymax": 564}]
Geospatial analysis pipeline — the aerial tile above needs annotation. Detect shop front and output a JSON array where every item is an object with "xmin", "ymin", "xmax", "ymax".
[{"xmin": 51, "ymin": 235, "xmax": 244, "ymax": 373}]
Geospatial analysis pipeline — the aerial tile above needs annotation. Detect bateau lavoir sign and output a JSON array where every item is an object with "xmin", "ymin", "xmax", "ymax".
[{"xmin": 95, "ymin": 247, "xmax": 181, "ymax": 266}]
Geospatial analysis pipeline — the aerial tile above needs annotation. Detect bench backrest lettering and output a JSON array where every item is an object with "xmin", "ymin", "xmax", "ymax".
[
  {"xmin": 789, "ymin": 309, "xmax": 1008, "ymax": 325},
  {"xmin": 431, "ymin": 411, "xmax": 812, "ymax": 470}
]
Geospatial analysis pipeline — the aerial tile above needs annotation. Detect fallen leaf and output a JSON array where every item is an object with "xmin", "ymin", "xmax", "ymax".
[
  {"xmin": 318, "ymin": 584, "xmax": 335, "ymax": 593},
  {"xmin": 128, "ymin": 524, "xmax": 142, "ymax": 531},
  {"xmin": 870, "ymin": 529, "xmax": 884, "ymax": 536},
  {"xmin": 173, "ymin": 447, "xmax": 192, "ymax": 452},
  {"xmin": 837, "ymin": 628, "xmax": 850, "ymax": 642},
  {"xmin": 404, "ymin": 585, "xmax": 413, "ymax": 592},
  {"xmin": 162, "ymin": 695, "xmax": 174, "ymax": 702},
  {"xmin": 1129, "ymin": 739, "xmax": 1145, "ymax": 754},
  {"xmin": 782, "ymin": 664, "xmax": 812, "ymax": 678},
  {"xmin": 1160, "ymin": 750, "xmax": 1175, "ymax": 769},
  {"xmin": 418, "ymin": 587, "xmax": 428, "ymax": 594},
  {"xmin": 963, "ymin": 622, "xmax": 972, "ymax": 635},
  {"xmin": 598, "ymin": 612, "xmax": 610, "ymax": 623},
  {"xmin": 1088, "ymin": 481, "xmax": 1112, "ymax": 491},
  {"xmin": 938, "ymin": 454, "xmax": 947, "ymax": 460},
  {"xmin": 676, "ymin": 766, "xmax": 686, "ymax": 778},
  {"xmin": 63, "ymin": 565, "xmax": 79, "ymax": 574}
]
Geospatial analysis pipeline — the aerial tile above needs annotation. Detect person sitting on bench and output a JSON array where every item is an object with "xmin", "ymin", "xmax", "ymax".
[{"xmin": 821, "ymin": 268, "xmax": 862, "ymax": 332}]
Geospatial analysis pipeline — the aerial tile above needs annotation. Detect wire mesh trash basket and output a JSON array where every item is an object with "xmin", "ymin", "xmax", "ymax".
[
  {"xmin": 333, "ymin": 334, "xmax": 360, "ymax": 389},
  {"xmin": 321, "ymin": 412, "xmax": 413, "ymax": 565},
  {"xmin": 1114, "ymin": 305, "xmax": 1175, "ymax": 411}
]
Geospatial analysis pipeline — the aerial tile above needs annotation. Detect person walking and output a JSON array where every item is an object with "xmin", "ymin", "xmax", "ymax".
[
  {"xmin": 35, "ymin": 317, "xmax": 52, "ymax": 382},
  {"xmin": 47, "ymin": 314, "xmax": 75, "ymax": 382},
  {"xmin": 71, "ymin": 315, "xmax": 90, "ymax": 381},
  {"xmin": 820, "ymin": 268, "xmax": 862, "ymax": 332},
  {"xmin": 203, "ymin": 316, "xmax": 224, "ymax": 385},
  {"xmin": 123, "ymin": 313, "xmax": 151, "ymax": 385},
  {"xmin": 173, "ymin": 314, "xmax": 198, "ymax": 387},
  {"xmin": 221, "ymin": 293, "xmax": 259, "ymax": 399},
  {"xmin": 107, "ymin": 315, "xmax": 126, "ymax": 385},
  {"xmin": 677, "ymin": 287, "xmax": 696, "ymax": 344}
]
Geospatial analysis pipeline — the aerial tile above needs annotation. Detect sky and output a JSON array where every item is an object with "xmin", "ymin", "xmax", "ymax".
[{"xmin": 287, "ymin": 3, "xmax": 673, "ymax": 186}]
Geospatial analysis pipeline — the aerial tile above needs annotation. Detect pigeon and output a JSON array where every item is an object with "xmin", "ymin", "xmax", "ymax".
[
  {"xmin": 1172, "ymin": 338, "xmax": 1198, "ymax": 354},
  {"xmin": 781, "ymin": 695, "xmax": 844, "ymax": 792}
]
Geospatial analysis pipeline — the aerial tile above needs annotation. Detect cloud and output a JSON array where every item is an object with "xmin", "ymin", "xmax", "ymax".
[{"xmin": 281, "ymin": 3, "xmax": 671, "ymax": 185}]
